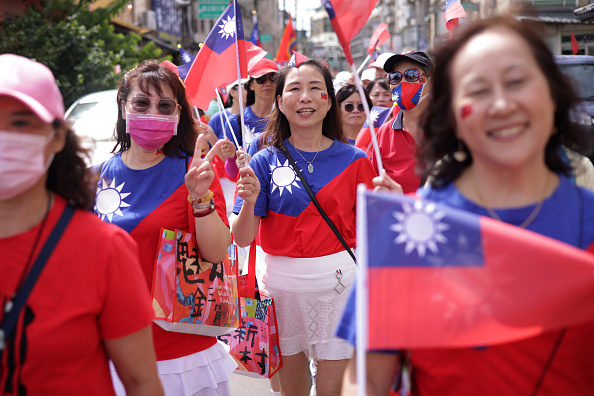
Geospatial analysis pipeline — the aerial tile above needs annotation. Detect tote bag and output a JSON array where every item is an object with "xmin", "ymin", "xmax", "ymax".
[{"xmin": 151, "ymin": 228, "xmax": 240, "ymax": 336}]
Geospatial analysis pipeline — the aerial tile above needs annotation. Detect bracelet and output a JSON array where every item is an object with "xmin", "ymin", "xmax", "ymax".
[
  {"xmin": 187, "ymin": 190, "xmax": 214, "ymax": 205},
  {"xmin": 192, "ymin": 199, "xmax": 216, "ymax": 218}
]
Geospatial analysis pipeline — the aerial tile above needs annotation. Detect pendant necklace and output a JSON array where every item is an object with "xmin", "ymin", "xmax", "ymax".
[
  {"xmin": 470, "ymin": 174, "xmax": 547, "ymax": 229},
  {"xmin": 291, "ymin": 137, "xmax": 323, "ymax": 173}
]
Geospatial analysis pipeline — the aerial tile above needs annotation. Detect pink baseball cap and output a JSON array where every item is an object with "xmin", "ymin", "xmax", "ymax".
[
  {"xmin": 249, "ymin": 58, "xmax": 279, "ymax": 78},
  {"xmin": 0, "ymin": 54, "xmax": 65, "ymax": 123}
]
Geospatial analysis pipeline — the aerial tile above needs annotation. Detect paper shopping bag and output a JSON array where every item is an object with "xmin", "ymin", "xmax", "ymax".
[
  {"xmin": 217, "ymin": 242, "xmax": 282, "ymax": 378},
  {"xmin": 151, "ymin": 228, "xmax": 240, "ymax": 336}
]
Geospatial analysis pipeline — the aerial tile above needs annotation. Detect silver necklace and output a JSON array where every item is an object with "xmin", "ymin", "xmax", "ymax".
[{"xmin": 291, "ymin": 138, "xmax": 323, "ymax": 173}]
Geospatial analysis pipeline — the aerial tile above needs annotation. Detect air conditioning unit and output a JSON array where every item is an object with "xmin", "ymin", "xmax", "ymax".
[{"xmin": 141, "ymin": 10, "xmax": 157, "ymax": 31}]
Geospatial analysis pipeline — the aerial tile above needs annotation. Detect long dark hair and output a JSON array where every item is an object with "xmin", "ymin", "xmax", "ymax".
[
  {"xmin": 419, "ymin": 15, "xmax": 591, "ymax": 187},
  {"xmin": 114, "ymin": 61, "xmax": 196, "ymax": 158},
  {"xmin": 266, "ymin": 59, "xmax": 346, "ymax": 149},
  {"xmin": 47, "ymin": 121, "xmax": 96, "ymax": 209}
]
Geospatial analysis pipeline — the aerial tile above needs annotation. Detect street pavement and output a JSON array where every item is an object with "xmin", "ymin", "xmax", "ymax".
[{"xmin": 228, "ymin": 372, "xmax": 273, "ymax": 395}]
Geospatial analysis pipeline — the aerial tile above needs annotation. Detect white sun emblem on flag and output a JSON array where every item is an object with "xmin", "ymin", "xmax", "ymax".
[
  {"xmin": 392, "ymin": 91, "xmax": 399, "ymax": 104},
  {"xmin": 95, "ymin": 178, "xmax": 132, "ymax": 222},
  {"xmin": 270, "ymin": 158, "xmax": 301, "ymax": 196},
  {"xmin": 390, "ymin": 200, "xmax": 449, "ymax": 257},
  {"xmin": 218, "ymin": 15, "xmax": 237, "ymax": 40},
  {"xmin": 369, "ymin": 108, "xmax": 380, "ymax": 124}
]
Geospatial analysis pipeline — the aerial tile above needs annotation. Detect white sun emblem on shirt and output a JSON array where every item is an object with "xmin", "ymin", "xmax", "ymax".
[
  {"xmin": 390, "ymin": 200, "xmax": 449, "ymax": 257},
  {"xmin": 244, "ymin": 125, "xmax": 256, "ymax": 145},
  {"xmin": 95, "ymin": 178, "xmax": 132, "ymax": 222},
  {"xmin": 218, "ymin": 16, "xmax": 237, "ymax": 40},
  {"xmin": 270, "ymin": 158, "xmax": 301, "ymax": 196}
]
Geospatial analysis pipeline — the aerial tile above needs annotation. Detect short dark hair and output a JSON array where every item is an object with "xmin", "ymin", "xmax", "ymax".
[
  {"xmin": 266, "ymin": 59, "xmax": 347, "ymax": 149},
  {"xmin": 336, "ymin": 84, "xmax": 372, "ymax": 109},
  {"xmin": 114, "ymin": 60, "xmax": 196, "ymax": 158},
  {"xmin": 365, "ymin": 77, "xmax": 390, "ymax": 96},
  {"xmin": 47, "ymin": 121, "xmax": 97, "ymax": 209},
  {"xmin": 418, "ymin": 15, "xmax": 591, "ymax": 187}
]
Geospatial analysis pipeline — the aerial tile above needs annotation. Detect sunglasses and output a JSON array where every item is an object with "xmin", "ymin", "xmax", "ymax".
[
  {"xmin": 388, "ymin": 68, "xmax": 426, "ymax": 85},
  {"xmin": 128, "ymin": 96, "xmax": 179, "ymax": 115},
  {"xmin": 342, "ymin": 103, "xmax": 364, "ymax": 113},
  {"xmin": 255, "ymin": 74, "xmax": 276, "ymax": 84}
]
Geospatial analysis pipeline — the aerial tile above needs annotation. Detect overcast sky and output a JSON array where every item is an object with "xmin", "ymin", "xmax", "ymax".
[{"xmin": 279, "ymin": 0, "xmax": 321, "ymax": 33}]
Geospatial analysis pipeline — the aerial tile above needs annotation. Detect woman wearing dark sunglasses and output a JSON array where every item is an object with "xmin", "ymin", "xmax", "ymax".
[
  {"xmin": 94, "ymin": 61, "xmax": 236, "ymax": 396},
  {"xmin": 220, "ymin": 58, "xmax": 280, "ymax": 180},
  {"xmin": 336, "ymin": 84, "xmax": 373, "ymax": 145},
  {"xmin": 370, "ymin": 51, "xmax": 434, "ymax": 193}
]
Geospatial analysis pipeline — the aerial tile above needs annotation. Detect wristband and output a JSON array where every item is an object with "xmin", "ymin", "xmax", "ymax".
[{"xmin": 192, "ymin": 199, "xmax": 216, "ymax": 217}]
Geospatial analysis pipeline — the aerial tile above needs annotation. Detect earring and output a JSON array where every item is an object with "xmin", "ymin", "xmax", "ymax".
[{"xmin": 453, "ymin": 140, "xmax": 467, "ymax": 162}]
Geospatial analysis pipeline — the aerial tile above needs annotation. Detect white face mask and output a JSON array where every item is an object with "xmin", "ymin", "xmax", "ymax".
[{"xmin": 0, "ymin": 130, "xmax": 55, "ymax": 201}]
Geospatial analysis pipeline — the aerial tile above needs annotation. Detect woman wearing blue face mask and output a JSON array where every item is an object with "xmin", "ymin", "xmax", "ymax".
[
  {"xmin": 0, "ymin": 54, "xmax": 163, "ymax": 395},
  {"xmin": 94, "ymin": 61, "xmax": 236, "ymax": 396},
  {"xmin": 370, "ymin": 51, "xmax": 433, "ymax": 193}
]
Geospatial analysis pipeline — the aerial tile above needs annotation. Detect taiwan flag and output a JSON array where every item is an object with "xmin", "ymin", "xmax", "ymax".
[
  {"xmin": 445, "ymin": 0, "xmax": 466, "ymax": 34},
  {"xmin": 276, "ymin": 15, "xmax": 296, "ymax": 65},
  {"xmin": 343, "ymin": 189, "xmax": 594, "ymax": 350},
  {"xmin": 367, "ymin": 23, "xmax": 390, "ymax": 56},
  {"xmin": 185, "ymin": 0, "xmax": 247, "ymax": 110},
  {"xmin": 250, "ymin": 13, "xmax": 262, "ymax": 48},
  {"xmin": 392, "ymin": 83, "xmax": 422, "ymax": 110},
  {"xmin": 322, "ymin": 0, "xmax": 380, "ymax": 65},
  {"xmin": 355, "ymin": 106, "xmax": 391, "ymax": 157}
]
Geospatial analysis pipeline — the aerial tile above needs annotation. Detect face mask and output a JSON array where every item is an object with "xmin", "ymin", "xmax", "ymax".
[
  {"xmin": 125, "ymin": 111, "xmax": 179, "ymax": 151},
  {"xmin": 392, "ymin": 79, "xmax": 430, "ymax": 110},
  {"xmin": 0, "ymin": 130, "xmax": 55, "ymax": 201}
]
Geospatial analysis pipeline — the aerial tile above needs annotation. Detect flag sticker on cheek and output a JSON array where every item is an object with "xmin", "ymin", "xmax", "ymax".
[
  {"xmin": 321, "ymin": 92, "xmax": 328, "ymax": 100},
  {"xmin": 460, "ymin": 105, "xmax": 472, "ymax": 119}
]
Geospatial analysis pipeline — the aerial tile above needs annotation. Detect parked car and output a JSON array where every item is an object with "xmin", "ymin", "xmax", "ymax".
[
  {"xmin": 555, "ymin": 55, "xmax": 594, "ymax": 129},
  {"xmin": 65, "ymin": 89, "xmax": 118, "ymax": 166}
]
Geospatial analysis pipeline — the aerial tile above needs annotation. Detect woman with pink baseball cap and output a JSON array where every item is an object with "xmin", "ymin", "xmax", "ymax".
[{"xmin": 0, "ymin": 54, "xmax": 163, "ymax": 395}]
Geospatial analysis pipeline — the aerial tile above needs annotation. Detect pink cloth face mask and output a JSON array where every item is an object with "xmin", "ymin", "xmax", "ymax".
[
  {"xmin": 0, "ymin": 130, "xmax": 55, "ymax": 201},
  {"xmin": 125, "ymin": 110, "xmax": 179, "ymax": 151}
]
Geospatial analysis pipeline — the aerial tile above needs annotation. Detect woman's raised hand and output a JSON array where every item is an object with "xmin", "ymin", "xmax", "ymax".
[
  {"xmin": 220, "ymin": 139, "xmax": 237, "ymax": 159},
  {"xmin": 185, "ymin": 134, "xmax": 225, "ymax": 199},
  {"xmin": 235, "ymin": 148, "xmax": 251, "ymax": 169},
  {"xmin": 237, "ymin": 165, "xmax": 260, "ymax": 206}
]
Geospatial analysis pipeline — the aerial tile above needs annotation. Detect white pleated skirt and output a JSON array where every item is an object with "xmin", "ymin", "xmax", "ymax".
[
  {"xmin": 110, "ymin": 340, "xmax": 237, "ymax": 396},
  {"xmin": 259, "ymin": 250, "xmax": 356, "ymax": 361}
]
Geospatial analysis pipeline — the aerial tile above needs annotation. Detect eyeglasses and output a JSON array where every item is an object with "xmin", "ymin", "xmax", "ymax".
[
  {"xmin": 342, "ymin": 103, "xmax": 364, "ymax": 113},
  {"xmin": 128, "ymin": 96, "xmax": 179, "ymax": 115},
  {"xmin": 254, "ymin": 74, "xmax": 276, "ymax": 84},
  {"xmin": 388, "ymin": 69, "xmax": 427, "ymax": 85}
]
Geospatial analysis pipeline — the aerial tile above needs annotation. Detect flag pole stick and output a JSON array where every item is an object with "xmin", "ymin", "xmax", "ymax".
[
  {"xmin": 216, "ymin": 89, "xmax": 241, "ymax": 149},
  {"xmin": 350, "ymin": 62, "xmax": 383, "ymax": 173},
  {"xmin": 215, "ymin": 88, "xmax": 226, "ymax": 139},
  {"xmin": 233, "ymin": 0, "xmax": 247, "ymax": 158},
  {"xmin": 355, "ymin": 184, "xmax": 369, "ymax": 396},
  {"xmin": 356, "ymin": 53, "xmax": 372, "ymax": 75}
]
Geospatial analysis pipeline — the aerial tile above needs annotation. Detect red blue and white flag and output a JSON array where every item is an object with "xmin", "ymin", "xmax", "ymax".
[
  {"xmin": 445, "ymin": 0, "xmax": 466, "ymax": 34},
  {"xmin": 355, "ymin": 106, "xmax": 391, "ymax": 157},
  {"xmin": 249, "ymin": 13, "xmax": 262, "ymax": 48},
  {"xmin": 322, "ymin": 0, "xmax": 380, "ymax": 65},
  {"xmin": 348, "ymin": 189, "xmax": 594, "ymax": 350},
  {"xmin": 367, "ymin": 23, "xmax": 390, "ymax": 56},
  {"xmin": 392, "ymin": 83, "xmax": 422, "ymax": 110},
  {"xmin": 276, "ymin": 15, "xmax": 296, "ymax": 65},
  {"xmin": 185, "ymin": 0, "xmax": 248, "ymax": 110},
  {"xmin": 180, "ymin": 47, "xmax": 195, "ymax": 64}
]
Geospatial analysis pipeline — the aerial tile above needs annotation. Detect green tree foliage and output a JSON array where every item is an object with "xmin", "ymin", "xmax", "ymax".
[{"xmin": 0, "ymin": 0, "xmax": 171, "ymax": 108}]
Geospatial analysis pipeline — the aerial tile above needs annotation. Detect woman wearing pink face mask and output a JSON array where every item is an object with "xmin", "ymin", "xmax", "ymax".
[
  {"xmin": 94, "ymin": 61, "xmax": 236, "ymax": 396},
  {"xmin": 371, "ymin": 51, "xmax": 433, "ymax": 193},
  {"xmin": 0, "ymin": 54, "xmax": 163, "ymax": 395}
]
